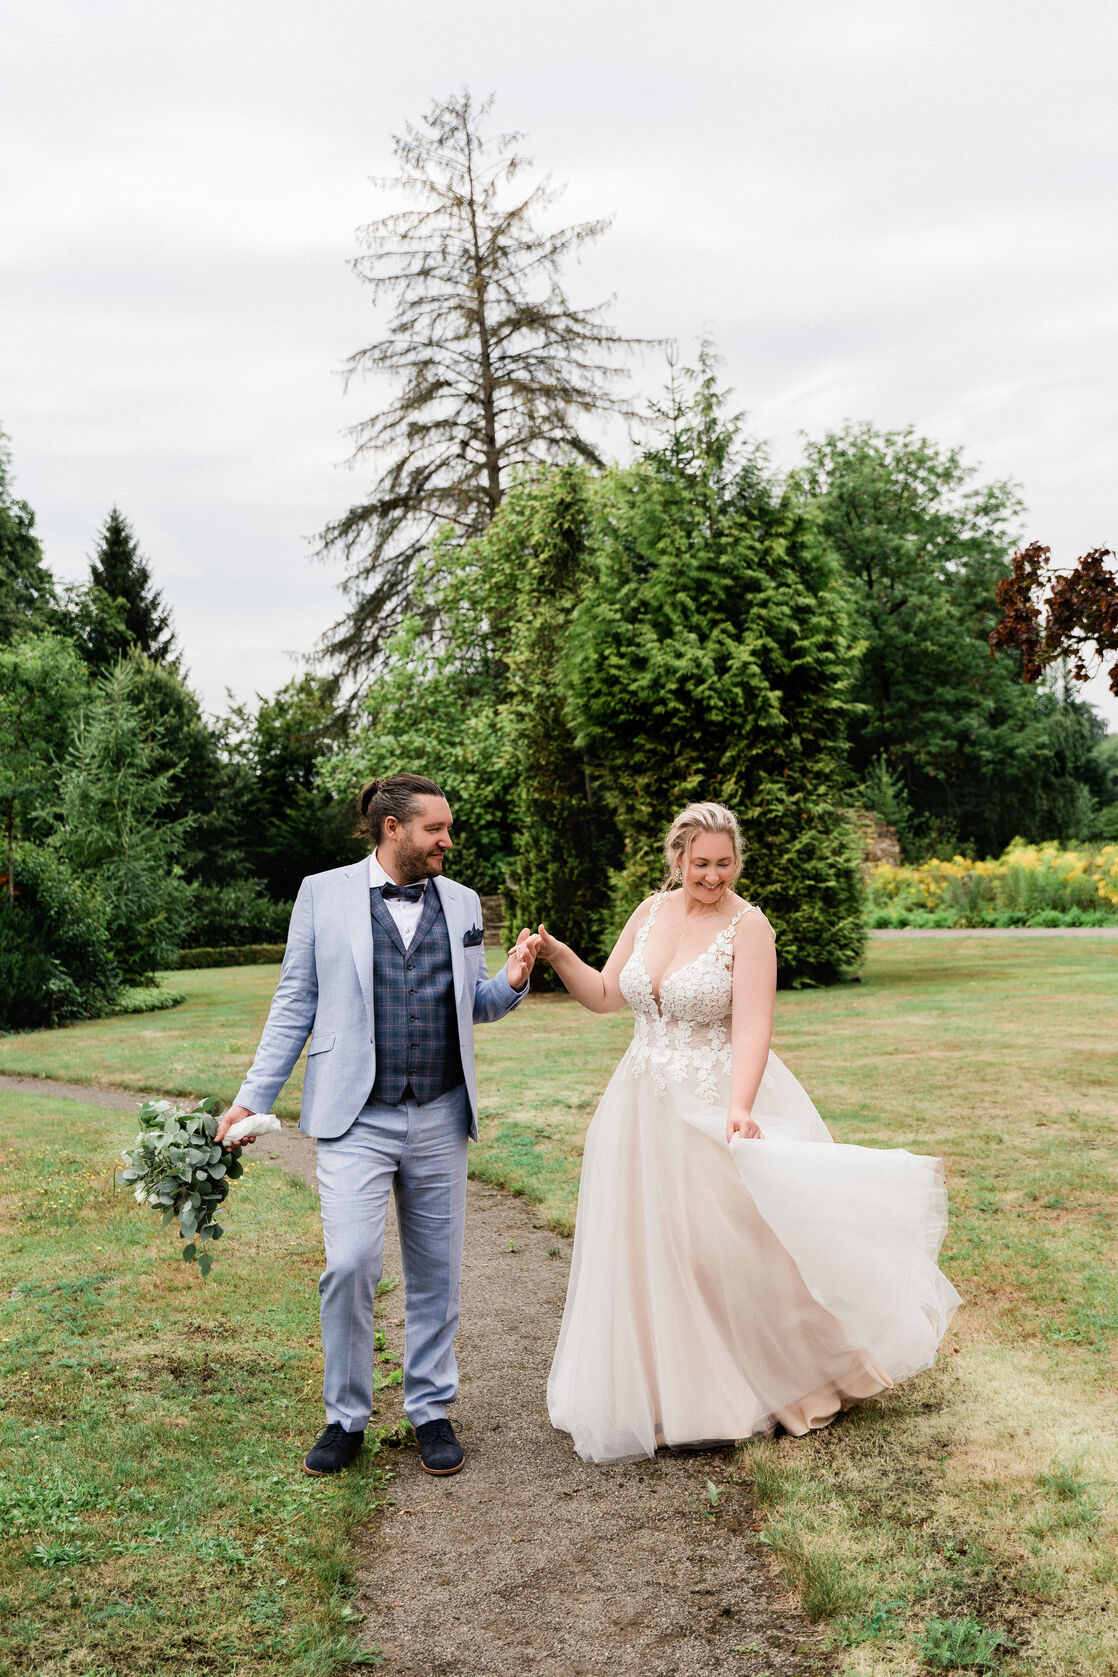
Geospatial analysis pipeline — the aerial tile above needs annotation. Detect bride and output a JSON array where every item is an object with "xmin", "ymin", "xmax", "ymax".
[{"xmin": 538, "ymin": 801, "xmax": 960, "ymax": 1463}]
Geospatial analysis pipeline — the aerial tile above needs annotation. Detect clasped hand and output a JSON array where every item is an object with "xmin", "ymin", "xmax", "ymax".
[{"xmin": 506, "ymin": 927, "xmax": 543, "ymax": 990}]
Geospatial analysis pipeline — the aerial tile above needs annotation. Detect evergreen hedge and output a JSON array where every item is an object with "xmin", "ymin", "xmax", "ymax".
[{"xmin": 174, "ymin": 945, "xmax": 286, "ymax": 969}]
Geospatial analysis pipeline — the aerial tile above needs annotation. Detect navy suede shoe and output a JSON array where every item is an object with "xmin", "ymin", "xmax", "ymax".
[
  {"xmin": 415, "ymin": 1418, "xmax": 464, "ymax": 1475},
  {"xmin": 303, "ymin": 1422, "xmax": 364, "ymax": 1476}
]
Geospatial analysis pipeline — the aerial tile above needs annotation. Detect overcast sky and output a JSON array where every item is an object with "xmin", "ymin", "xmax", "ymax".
[{"xmin": 4, "ymin": 0, "xmax": 1116, "ymax": 726}]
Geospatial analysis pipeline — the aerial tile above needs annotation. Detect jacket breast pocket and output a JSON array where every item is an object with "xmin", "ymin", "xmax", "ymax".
[{"xmin": 307, "ymin": 1032, "xmax": 336, "ymax": 1056}]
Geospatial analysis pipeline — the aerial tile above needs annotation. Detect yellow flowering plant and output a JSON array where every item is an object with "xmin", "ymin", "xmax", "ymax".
[{"xmin": 868, "ymin": 842, "xmax": 1118, "ymax": 927}]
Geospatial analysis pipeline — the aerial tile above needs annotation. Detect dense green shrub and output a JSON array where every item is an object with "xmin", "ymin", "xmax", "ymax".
[
  {"xmin": 0, "ymin": 845, "xmax": 120, "ymax": 1029},
  {"xmin": 112, "ymin": 985, "xmax": 188, "ymax": 1013},
  {"xmin": 485, "ymin": 468, "xmax": 620, "ymax": 974},
  {"xmin": 51, "ymin": 660, "xmax": 193, "ymax": 981},
  {"xmin": 184, "ymin": 879, "xmax": 292, "ymax": 948},
  {"xmin": 562, "ymin": 362, "xmax": 866, "ymax": 984}
]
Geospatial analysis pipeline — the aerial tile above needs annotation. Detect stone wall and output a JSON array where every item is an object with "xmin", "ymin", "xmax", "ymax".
[{"xmin": 850, "ymin": 808, "xmax": 901, "ymax": 869}]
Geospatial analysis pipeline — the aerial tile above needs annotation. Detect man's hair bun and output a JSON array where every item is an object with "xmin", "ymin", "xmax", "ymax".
[
  {"xmin": 359, "ymin": 778, "xmax": 384, "ymax": 816},
  {"xmin": 356, "ymin": 773, "xmax": 445, "ymax": 843}
]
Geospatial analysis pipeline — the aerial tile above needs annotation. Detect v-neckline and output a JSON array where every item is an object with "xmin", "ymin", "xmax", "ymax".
[{"xmin": 636, "ymin": 894, "xmax": 750, "ymax": 1013}]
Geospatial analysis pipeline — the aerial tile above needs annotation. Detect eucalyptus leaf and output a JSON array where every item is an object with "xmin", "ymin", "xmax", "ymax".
[{"xmin": 122, "ymin": 1095, "xmax": 271, "ymax": 1278}]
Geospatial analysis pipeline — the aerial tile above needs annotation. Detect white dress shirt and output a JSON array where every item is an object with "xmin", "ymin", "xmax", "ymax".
[{"xmin": 369, "ymin": 850, "xmax": 428, "ymax": 950}]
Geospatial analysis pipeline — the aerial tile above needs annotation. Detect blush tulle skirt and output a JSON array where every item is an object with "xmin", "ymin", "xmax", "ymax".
[{"xmin": 547, "ymin": 1048, "xmax": 961, "ymax": 1463}]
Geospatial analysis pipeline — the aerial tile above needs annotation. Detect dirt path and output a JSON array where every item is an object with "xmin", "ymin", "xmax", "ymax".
[{"xmin": 2, "ymin": 1074, "xmax": 833, "ymax": 1677}]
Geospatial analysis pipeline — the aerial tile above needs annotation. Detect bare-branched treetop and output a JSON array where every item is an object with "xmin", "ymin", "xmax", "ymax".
[
  {"xmin": 318, "ymin": 89, "xmax": 651, "ymax": 691},
  {"xmin": 991, "ymin": 541, "xmax": 1118, "ymax": 697}
]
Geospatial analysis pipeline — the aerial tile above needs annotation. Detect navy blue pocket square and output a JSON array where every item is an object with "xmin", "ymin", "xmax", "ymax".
[{"xmin": 462, "ymin": 926, "xmax": 485, "ymax": 948}]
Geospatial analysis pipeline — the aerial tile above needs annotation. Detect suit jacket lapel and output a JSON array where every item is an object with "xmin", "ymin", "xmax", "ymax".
[
  {"xmin": 345, "ymin": 864, "xmax": 377, "ymax": 1028},
  {"xmin": 433, "ymin": 877, "xmax": 465, "ymax": 1005},
  {"xmin": 368, "ymin": 887, "xmax": 409, "ymax": 958}
]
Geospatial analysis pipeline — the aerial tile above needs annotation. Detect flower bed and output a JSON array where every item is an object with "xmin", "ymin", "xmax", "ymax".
[{"xmin": 867, "ymin": 841, "xmax": 1118, "ymax": 928}]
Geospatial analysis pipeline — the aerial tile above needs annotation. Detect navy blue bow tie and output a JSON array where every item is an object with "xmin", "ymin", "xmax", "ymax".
[{"xmin": 380, "ymin": 881, "xmax": 425, "ymax": 904}]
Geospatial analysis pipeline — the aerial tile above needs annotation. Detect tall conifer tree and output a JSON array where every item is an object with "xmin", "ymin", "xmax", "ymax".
[
  {"xmin": 85, "ymin": 507, "xmax": 176, "ymax": 666},
  {"xmin": 319, "ymin": 89, "xmax": 648, "ymax": 690},
  {"xmin": 0, "ymin": 428, "xmax": 55, "ymax": 641}
]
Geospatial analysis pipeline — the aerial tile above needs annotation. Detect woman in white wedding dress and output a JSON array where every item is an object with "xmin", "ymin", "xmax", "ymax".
[{"xmin": 540, "ymin": 801, "xmax": 960, "ymax": 1463}]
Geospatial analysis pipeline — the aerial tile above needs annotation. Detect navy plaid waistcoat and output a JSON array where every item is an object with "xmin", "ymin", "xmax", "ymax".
[{"xmin": 369, "ymin": 885, "xmax": 464, "ymax": 1106}]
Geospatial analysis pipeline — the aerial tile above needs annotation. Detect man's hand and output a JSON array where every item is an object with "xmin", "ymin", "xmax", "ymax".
[
  {"xmin": 726, "ymin": 1109, "xmax": 764, "ymax": 1143},
  {"xmin": 506, "ymin": 928, "xmax": 540, "ymax": 992},
  {"xmin": 215, "ymin": 1104, "xmax": 257, "ymax": 1150}
]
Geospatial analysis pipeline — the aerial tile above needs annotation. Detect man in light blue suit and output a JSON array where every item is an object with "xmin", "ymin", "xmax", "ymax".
[{"xmin": 217, "ymin": 774, "xmax": 538, "ymax": 1477}]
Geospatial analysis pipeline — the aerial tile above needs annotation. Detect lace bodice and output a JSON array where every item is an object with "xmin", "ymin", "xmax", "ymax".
[{"xmin": 618, "ymin": 893, "xmax": 758, "ymax": 1102}]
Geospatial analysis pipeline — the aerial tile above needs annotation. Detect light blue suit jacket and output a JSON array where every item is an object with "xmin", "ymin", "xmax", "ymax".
[{"xmin": 232, "ymin": 862, "xmax": 525, "ymax": 1139}]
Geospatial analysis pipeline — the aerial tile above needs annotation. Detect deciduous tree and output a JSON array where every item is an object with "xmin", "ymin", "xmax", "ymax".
[
  {"xmin": 990, "ymin": 541, "xmax": 1118, "ymax": 696},
  {"xmin": 804, "ymin": 424, "xmax": 1102, "ymax": 856}
]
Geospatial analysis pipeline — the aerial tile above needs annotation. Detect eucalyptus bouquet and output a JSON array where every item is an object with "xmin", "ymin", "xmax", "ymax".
[{"xmin": 120, "ymin": 1096, "xmax": 258, "ymax": 1276}]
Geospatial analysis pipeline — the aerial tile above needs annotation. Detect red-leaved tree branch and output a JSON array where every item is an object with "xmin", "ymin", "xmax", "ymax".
[{"xmin": 990, "ymin": 542, "xmax": 1118, "ymax": 696}]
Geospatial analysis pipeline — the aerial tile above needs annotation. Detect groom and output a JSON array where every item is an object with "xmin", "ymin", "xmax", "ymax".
[{"xmin": 216, "ymin": 773, "xmax": 537, "ymax": 1478}]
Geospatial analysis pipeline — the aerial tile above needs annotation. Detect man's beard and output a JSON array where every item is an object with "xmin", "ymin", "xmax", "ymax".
[{"xmin": 396, "ymin": 831, "xmax": 444, "ymax": 883}]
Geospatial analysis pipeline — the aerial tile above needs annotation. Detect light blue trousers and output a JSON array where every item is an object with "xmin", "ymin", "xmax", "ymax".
[{"xmin": 315, "ymin": 1085, "xmax": 469, "ymax": 1433}]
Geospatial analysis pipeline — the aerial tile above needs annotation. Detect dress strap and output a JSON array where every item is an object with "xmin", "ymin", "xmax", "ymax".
[
  {"xmin": 635, "ymin": 892, "xmax": 666, "ymax": 949},
  {"xmin": 720, "ymin": 901, "xmax": 759, "ymax": 939}
]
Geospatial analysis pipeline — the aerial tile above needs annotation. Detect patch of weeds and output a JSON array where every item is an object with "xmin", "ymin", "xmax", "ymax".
[
  {"xmin": 917, "ymin": 1616, "xmax": 1013, "ymax": 1670},
  {"xmin": 1027, "ymin": 1461, "xmax": 1103, "ymax": 1537},
  {"xmin": 192, "ymin": 1533, "xmax": 247, "ymax": 1566},
  {"xmin": 761, "ymin": 1518, "xmax": 864, "ymax": 1621},
  {"xmin": 741, "ymin": 1439, "xmax": 801, "ymax": 1511},
  {"xmin": 700, "ymin": 1479, "xmax": 721, "ymax": 1520},
  {"xmin": 833, "ymin": 1595, "xmax": 907, "ymax": 1647},
  {"xmin": 0, "ymin": 1470, "xmax": 119, "ymax": 1536},
  {"xmin": 247, "ymin": 1580, "xmax": 286, "ymax": 1626},
  {"xmin": 795, "ymin": 1550, "xmax": 865, "ymax": 1622},
  {"xmin": 28, "ymin": 1542, "xmax": 93, "ymax": 1568},
  {"xmin": 547, "ymin": 1245, "xmax": 561, "ymax": 1257},
  {"xmin": 1009, "ymin": 1559, "xmax": 1062, "ymax": 1602}
]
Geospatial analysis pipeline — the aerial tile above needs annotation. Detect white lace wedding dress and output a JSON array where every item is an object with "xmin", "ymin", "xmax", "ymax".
[{"xmin": 547, "ymin": 895, "xmax": 961, "ymax": 1462}]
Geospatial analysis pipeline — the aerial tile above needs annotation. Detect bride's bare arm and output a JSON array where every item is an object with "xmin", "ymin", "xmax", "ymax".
[
  {"xmin": 536, "ymin": 901, "xmax": 650, "ymax": 1014},
  {"xmin": 727, "ymin": 911, "xmax": 777, "ymax": 1141}
]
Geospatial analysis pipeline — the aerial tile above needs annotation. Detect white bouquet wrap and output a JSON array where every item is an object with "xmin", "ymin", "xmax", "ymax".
[{"xmin": 223, "ymin": 1113, "xmax": 281, "ymax": 1146}]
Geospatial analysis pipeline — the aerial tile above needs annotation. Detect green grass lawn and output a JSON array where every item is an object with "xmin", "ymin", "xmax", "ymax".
[
  {"xmin": 1, "ymin": 939, "xmax": 1116, "ymax": 1674},
  {"xmin": 0, "ymin": 1089, "xmax": 395, "ymax": 1676}
]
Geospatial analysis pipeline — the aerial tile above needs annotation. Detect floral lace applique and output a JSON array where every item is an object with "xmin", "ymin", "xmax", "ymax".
[{"xmin": 618, "ymin": 894, "xmax": 758, "ymax": 1103}]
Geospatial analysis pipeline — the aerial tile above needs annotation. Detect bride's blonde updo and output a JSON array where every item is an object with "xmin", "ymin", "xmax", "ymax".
[{"xmin": 661, "ymin": 801, "xmax": 743, "ymax": 889}]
